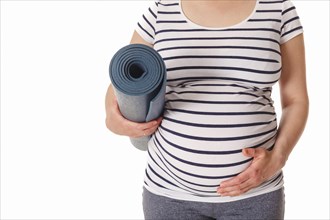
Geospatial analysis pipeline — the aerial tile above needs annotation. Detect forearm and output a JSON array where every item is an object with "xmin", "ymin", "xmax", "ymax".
[
  {"xmin": 105, "ymin": 81, "xmax": 161, "ymax": 137},
  {"xmin": 105, "ymin": 84, "xmax": 115, "ymax": 119},
  {"xmin": 272, "ymin": 99, "xmax": 309, "ymax": 167}
]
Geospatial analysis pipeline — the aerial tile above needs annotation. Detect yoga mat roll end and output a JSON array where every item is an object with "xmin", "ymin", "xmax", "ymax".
[{"xmin": 130, "ymin": 137, "xmax": 150, "ymax": 151}]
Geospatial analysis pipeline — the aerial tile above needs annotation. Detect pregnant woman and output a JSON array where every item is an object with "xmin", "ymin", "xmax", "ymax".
[{"xmin": 105, "ymin": 0, "xmax": 309, "ymax": 219}]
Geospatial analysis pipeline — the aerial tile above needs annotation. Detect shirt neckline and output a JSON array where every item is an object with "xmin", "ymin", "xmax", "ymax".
[{"xmin": 178, "ymin": 0, "xmax": 260, "ymax": 30}]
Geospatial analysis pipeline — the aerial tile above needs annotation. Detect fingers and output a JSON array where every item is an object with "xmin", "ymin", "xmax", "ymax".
[
  {"xmin": 218, "ymin": 171, "xmax": 262, "ymax": 196},
  {"xmin": 219, "ymin": 172, "xmax": 250, "ymax": 189},
  {"xmin": 107, "ymin": 96, "xmax": 163, "ymax": 137},
  {"xmin": 125, "ymin": 117, "xmax": 163, "ymax": 138},
  {"xmin": 218, "ymin": 178, "xmax": 256, "ymax": 197},
  {"xmin": 135, "ymin": 120, "xmax": 159, "ymax": 130},
  {"xmin": 217, "ymin": 147, "xmax": 270, "ymax": 197},
  {"xmin": 141, "ymin": 124, "xmax": 160, "ymax": 137},
  {"xmin": 130, "ymin": 117, "xmax": 162, "ymax": 131},
  {"xmin": 243, "ymin": 147, "xmax": 267, "ymax": 158},
  {"xmin": 217, "ymin": 172, "xmax": 249, "ymax": 196},
  {"xmin": 242, "ymin": 148, "xmax": 255, "ymax": 157}
]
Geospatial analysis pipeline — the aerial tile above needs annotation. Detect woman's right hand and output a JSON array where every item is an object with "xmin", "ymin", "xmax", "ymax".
[{"xmin": 105, "ymin": 84, "xmax": 162, "ymax": 138}]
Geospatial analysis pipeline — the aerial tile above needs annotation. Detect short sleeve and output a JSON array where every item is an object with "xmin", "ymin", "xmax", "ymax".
[
  {"xmin": 135, "ymin": 1, "xmax": 159, "ymax": 44},
  {"xmin": 280, "ymin": 0, "xmax": 304, "ymax": 44}
]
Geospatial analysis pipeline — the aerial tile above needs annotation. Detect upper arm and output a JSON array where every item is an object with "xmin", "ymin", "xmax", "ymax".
[
  {"xmin": 130, "ymin": 30, "xmax": 153, "ymax": 48},
  {"xmin": 132, "ymin": 0, "xmax": 158, "ymax": 47},
  {"xmin": 279, "ymin": 34, "xmax": 308, "ymax": 108}
]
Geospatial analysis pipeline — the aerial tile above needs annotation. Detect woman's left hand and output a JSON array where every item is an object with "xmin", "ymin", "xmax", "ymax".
[{"xmin": 217, "ymin": 147, "xmax": 284, "ymax": 197}]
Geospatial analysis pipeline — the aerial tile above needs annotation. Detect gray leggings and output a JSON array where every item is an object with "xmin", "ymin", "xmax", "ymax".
[{"xmin": 142, "ymin": 187, "xmax": 285, "ymax": 220}]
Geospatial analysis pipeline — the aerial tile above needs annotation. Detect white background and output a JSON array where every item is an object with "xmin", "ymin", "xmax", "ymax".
[{"xmin": 0, "ymin": 0, "xmax": 329, "ymax": 219}]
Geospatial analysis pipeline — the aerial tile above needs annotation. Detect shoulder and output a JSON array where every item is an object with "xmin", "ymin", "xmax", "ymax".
[
  {"xmin": 281, "ymin": 0, "xmax": 299, "ymax": 12},
  {"xmin": 257, "ymin": 0, "xmax": 296, "ymax": 11}
]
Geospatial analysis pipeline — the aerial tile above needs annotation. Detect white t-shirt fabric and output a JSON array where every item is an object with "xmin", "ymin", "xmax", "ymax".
[{"xmin": 135, "ymin": 0, "xmax": 303, "ymax": 203}]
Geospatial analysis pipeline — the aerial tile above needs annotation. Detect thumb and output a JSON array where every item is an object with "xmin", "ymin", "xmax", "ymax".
[{"xmin": 242, "ymin": 148, "xmax": 256, "ymax": 157}]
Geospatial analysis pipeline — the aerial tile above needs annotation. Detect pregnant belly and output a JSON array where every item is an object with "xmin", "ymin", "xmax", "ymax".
[{"xmin": 149, "ymin": 82, "xmax": 277, "ymax": 192}]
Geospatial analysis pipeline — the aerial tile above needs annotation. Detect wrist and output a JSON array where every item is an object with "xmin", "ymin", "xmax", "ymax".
[
  {"xmin": 270, "ymin": 142, "xmax": 290, "ymax": 169},
  {"xmin": 271, "ymin": 150, "xmax": 287, "ymax": 169}
]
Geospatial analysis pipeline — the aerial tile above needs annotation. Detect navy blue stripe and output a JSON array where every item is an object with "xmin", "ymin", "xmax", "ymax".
[
  {"xmin": 282, "ymin": 6, "xmax": 295, "ymax": 15},
  {"xmin": 158, "ymin": 131, "xmax": 276, "ymax": 155},
  {"xmin": 158, "ymin": 131, "xmax": 242, "ymax": 155},
  {"xmin": 158, "ymin": 2, "xmax": 179, "ymax": 6},
  {"xmin": 137, "ymin": 22, "xmax": 154, "ymax": 39},
  {"xmin": 155, "ymin": 28, "xmax": 281, "ymax": 35},
  {"xmin": 145, "ymin": 169, "xmax": 167, "ymax": 189},
  {"xmin": 147, "ymin": 164, "xmax": 178, "ymax": 188},
  {"xmin": 256, "ymin": 9, "xmax": 281, "ymax": 13},
  {"xmin": 157, "ymin": 45, "xmax": 281, "ymax": 55},
  {"xmin": 163, "ymin": 55, "xmax": 279, "ymax": 63},
  {"xmin": 158, "ymin": 11, "xmax": 181, "ymax": 14},
  {"xmin": 190, "ymin": 83, "xmax": 252, "ymax": 90},
  {"xmin": 143, "ymin": 15, "xmax": 155, "ymax": 32},
  {"xmin": 267, "ymin": 143, "xmax": 275, "ymax": 151},
  {"xmin": 154, "ymin": 36, "xmax": 280, "ymax": 45},
  {"xmin": 267, "ymin": 142, "xmax": 276, "ymax": 151},
  {"xmin": 248, "ymin": 18, "xmax": 281, "ymax": 23},
  {"xmin": 261, "ymin": 172, "xmax": 283, "ymax": 188},
  {"xmin": 281, "ymin": 16, "xmax": 300, "ymax": 30},
  {"xmin": 189, "ymin": 84, "xmax": 272, "ymax": 93},
  {"xmin": 148, "ymin": 150, "xmax": 182, "ymax": 186},
  {"xmin": 160, "ymin": 125, "xmax": 277, "ymax": 141},
  {"xmin": 163, "ymin": 116, "xmax": 277, "ymax": 128},
  {"xmin": 166, "ymin": 76, "xmax": 279, "ymax": 85},
  {"xmin": 156, "ymin": 20, "xmax": 187, "ymax": 23},
  {"xmin": 148, "ymin": 149, "xmax": 197, "ymax": 190},
  {"xmin": 166, "ymin": 108, "xmax": 276, "ymax": 116},
  {"xmin": 274, "ymin": 173, "xmax": 284, "ymax": 186},
  {"xmin": 281, "ymin": 26, "xmax": 303, "ymax": 37},
  {"xmin": 259, "ymin": 0, "xmax": 283, "ymax": 4},
  {"xmin": 166, "ymin": 65, "xmax": 281, "ymax": 74},
  {"xmin": 165, "ymin": 99, "xmax": 269, "ymax": 106},
  {"xmin": 166, "ymin": 90, "xmax": 272, "ymax": 102},
  {"xmin": 148, "ymin": 164, "xmax": 217, "ymax": 194},
  {"xmin": 149, "ymin": 7, "xmax": 157, "ymax": 19}
]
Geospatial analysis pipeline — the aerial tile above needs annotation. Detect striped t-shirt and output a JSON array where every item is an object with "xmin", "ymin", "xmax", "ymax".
[{"xmin": 136, "ymin": 0, "xmax": 303, "ymax": 202}]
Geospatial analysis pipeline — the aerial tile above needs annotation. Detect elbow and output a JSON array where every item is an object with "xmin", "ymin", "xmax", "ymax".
[
  {"xmin": 305, "ymin": 96, "xmax": 310, "ymax": 120},
  {"xmin": 301, "ymin": 92, "xmax": 310, "ymax": 116},
  {"xmin": 105, "ymin": 117, "xmax": 114, "ymax": 133},
  {"xmin": 281, "ymin": 93, "xmax": 309, "ymax": 120},
  {"xmin": 305, "ymin": 95, "xmax": 310, "ymax": 113},
  {"xmin": 282, "ymin": 90, "xmax": 309, "ymax": 112},
  {"xmin": 105, "ymin": 116, "xmax": 121, "ymax": 136}
]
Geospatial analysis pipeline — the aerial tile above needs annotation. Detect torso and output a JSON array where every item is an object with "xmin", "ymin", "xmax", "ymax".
[{"xmin": 143, "ymin": 0, "xmax": 285, "ymax": 202}]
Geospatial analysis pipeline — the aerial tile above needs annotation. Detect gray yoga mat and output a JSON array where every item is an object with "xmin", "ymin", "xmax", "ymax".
[{"xmin": 109, "ymin": 44, "xmax": 166, "ymax": 151}]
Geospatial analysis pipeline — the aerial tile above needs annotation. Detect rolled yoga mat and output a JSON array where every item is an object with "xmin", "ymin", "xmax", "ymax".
[{"xmin": 109, "ymin": 44, "xmax": 167, "ymax": 151}]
